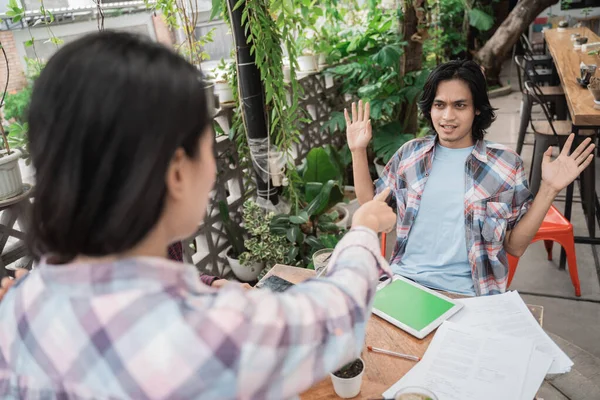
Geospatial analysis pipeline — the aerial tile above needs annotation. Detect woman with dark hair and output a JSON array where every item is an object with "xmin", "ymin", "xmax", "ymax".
[
  {"xmin": 349, "ymin": 59, "xmax": 594, "ymax": 296},
  {"xmin": 0, "ymin": 31, "xmax": 397, "ymax": 399}
]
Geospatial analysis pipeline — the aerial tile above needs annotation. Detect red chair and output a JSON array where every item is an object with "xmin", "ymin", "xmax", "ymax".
[
  {"xmin": 380, "ymin": 205, "xmax": 581, "ymax": 297},
  {"xmin": 507, "ymin": 205, "xmax": 581, "ymax": 297}
]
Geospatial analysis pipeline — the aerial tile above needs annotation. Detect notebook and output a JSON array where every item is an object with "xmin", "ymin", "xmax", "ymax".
[{"xmin": 372, "ymin": 275, "xmax": 463, "ymax": 339}]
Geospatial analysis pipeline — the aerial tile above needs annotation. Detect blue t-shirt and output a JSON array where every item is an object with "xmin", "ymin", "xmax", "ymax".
[{"xmin": 392, "ymin": 144, "xmax": 475, "ymax": 295}]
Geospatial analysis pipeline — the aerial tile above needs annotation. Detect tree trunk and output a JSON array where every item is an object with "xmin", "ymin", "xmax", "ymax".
[
  {"xmin": 226, "ymin": 0, "xmax": 279, "ymax": 204},
  {"xmin": 400, "ymin": 0, "xmax": 427, "ymax": 134},
  {"xmin": 475, "ymin": 0, "xmax": 559, "ymax": 85}
]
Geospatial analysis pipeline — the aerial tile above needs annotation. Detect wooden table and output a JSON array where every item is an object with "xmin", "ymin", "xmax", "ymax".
[
  {"xmin": 544, "ymin": 27, "xmax": 600, "ymax": 272},
  {"xmin": 262, "ymin": 265, "xmax": 545, "ymax": 399}
]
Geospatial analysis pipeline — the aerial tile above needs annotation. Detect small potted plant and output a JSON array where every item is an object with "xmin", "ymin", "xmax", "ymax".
[
  {"xmin": 296, "ymin": 35, "xmax": 317, "ymax": 73},
  {"xmin": 588, "ymin": 76, "xmax": 600, "ymax": 104},
  {"xmin": 212, "ymin": 59, "xmax": 235, "ymax": 105},
  {"xmin": 330, "ymin": 358, "xmax": 365, "ymax": 398},
  {"xmin": 238, "ymin": 200, "xmax": 288, "ymax": 280},
  {"xmin": 0, "ymin": 126, "xmax": 23, "ymax": 201}
]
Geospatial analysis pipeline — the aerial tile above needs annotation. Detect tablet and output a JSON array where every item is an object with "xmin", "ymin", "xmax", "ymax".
[{"xmin": 372, "ymin": 275, "xmax": 463, "ymax": 339}]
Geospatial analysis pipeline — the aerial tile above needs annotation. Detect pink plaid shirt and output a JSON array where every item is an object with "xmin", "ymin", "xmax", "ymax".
[
  {"xmin": 376, "ymin": 136, "xmax": 533, "ymax": 295},
  {"xmin": 0, "ymin": 227, "xmax": 391, "ymax": 399}
]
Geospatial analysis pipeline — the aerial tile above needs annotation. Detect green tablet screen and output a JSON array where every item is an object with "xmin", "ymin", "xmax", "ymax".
[{"xmin": 373, "ymin": 279, "xmax": 455, "ymax": 331}]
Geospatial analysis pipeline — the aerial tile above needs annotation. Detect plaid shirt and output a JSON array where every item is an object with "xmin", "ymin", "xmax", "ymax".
[
  {"xmin": 376, "ymin": 136, "xmax": 533, "ymax": 296},
  {"xmin": 0, "ymin": 227, "xmax": 391, "ymax": 400}
]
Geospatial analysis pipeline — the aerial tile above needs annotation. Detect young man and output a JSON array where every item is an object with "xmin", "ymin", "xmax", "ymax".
[{"xmin": 348, "ymin": 60, "xmax": 595, "ymax": 296}]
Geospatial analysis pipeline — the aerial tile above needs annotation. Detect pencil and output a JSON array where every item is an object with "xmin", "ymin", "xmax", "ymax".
[{"xmin": 367, "ymin": 345, "xmax": 420, "ymax": 362}]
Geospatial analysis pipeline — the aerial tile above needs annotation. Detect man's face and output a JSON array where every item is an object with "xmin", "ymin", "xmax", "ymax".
[{"xmin": 430, "ymin": 79, "xmax": 479, "ymax": 149}]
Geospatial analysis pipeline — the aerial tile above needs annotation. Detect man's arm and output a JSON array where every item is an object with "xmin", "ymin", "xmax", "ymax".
[
  {"xmin": 345, "ymin": 101, "xmax": 375, "ymax": 205},
  {"xmin": 352, "ymin": 150, "xmax": 375, "ymax": 205},
  {"xmin": 504, "ymin": 135, "xmax": 595, "ymax": 257},
  {"xmin": 504, "ymin": 183, "xmax": 556, "ymax": 257}
]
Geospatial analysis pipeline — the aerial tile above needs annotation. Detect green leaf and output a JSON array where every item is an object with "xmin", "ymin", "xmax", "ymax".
[
  {"xmin": 210, "ymin": 0, "xmax": 223, "ymax": 21},
  {"xmin": 372, "ymin": 44, "xmax": 403, "ymax": 68},
  {"xmin": 305, "ymin": 182, "xmax": 323, "ymax": 204},
  {"xmin": 304, "ymin": 180, "xmax": 344, "ymax": 217},
  {"xmin": 287, "ymin": 246, "xmax": 299, "ymax": 262},
  {"xmin": 304, "ymin": 235, "xmax": 323, "ymax": 249},
  {"xmin": 372, "ymin": 122, "xmax": 414, "ymax": 164},
  {"xmin": 287, "ymin": 225, "xmax": 300, "ymax": 243},
  {"xmin": 321, "ymin": 111, "xmax": 346, "ymax": 135},
  {"xmin": 290, "ymin": 210, "xmax": 309, "ymax": 224},
  {"xmin": 302, "ymin": 147, "xmax": 342, "ymax": 185},
  {"xmin": 468, "ymin": 9, "xmax": 494, "ymax": 31},
  {"xmin": 25, "ymin": 39, "xmax": 34, "ymax": 47}
]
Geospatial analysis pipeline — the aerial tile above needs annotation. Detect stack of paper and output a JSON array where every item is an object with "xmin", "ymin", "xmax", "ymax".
[{"xmin": 383, "ymin": 291, "xmax": 573, "ymax": 400}]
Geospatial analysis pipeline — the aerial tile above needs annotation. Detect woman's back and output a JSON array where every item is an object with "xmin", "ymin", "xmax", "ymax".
[{"xmin": 0, "ymin": 231, "xmax": 388, "ymax": 399}]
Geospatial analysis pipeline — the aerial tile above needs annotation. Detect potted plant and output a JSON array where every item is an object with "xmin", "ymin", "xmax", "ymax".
[
  {"xmin": 218, "ymin": 201, "xmax": 256, "ymax": 281},
  {"xmin": 0, "ymin": 127, "xmax": 23, "ymax": 200},
  {"xmin": 220, "ymin": 199, "xmax": 289, "ymax": 282},
  {"xmin": 330, "ymin": 358, "xmax": 365, "ymax": 398},
  {"xmin": 238, "ymin": 200, "xmax": 288, "ymax": 277},
  {"xmin": 270, "ymin": 178, "xmax": 345, "ymax": 269},
  {"xmin": 212, "ymin": 58, "xmax": 236, "ymax": 105},
  {"xmin": 296, "ymin": 34, "xmax": 317, "ymax": 73},
  {"xmin": 589, "ymin": 76, "xmax": 600, "ymax": 104}
]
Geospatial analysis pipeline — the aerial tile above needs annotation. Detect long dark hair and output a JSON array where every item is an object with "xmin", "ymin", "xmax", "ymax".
[
  {"xmin": 27, "ymin": 31, "xmax": 211, "ymax": 260},
  {"xmin": 418, "ymin": 60, "xmax": 496, "ymax": 141}
]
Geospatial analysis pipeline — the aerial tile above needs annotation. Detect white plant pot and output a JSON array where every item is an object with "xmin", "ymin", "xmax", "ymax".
[
  {"xmin": 298, "ymin": 55, "xmax": 317, "ymax": 72},
  {"xmin": 374, "ymin": 158, "xmax": 386, "ymax": 177},
  {"xmin": 0, "ymin": 149, "xmax": 23, "ymax": 201},
  {"xmin": 317, "ymin": 53, "xmax": 327, "ymax": 67},
  {"xmin": 330, "ymin": 358, "xmax": 365, "ymax": 399},
  {"xmin": 204, "ymin": 83, "xmax": 217, "ymax": 117},
  {"xmin": 332, "ymin": 205, "xmax": 349, "ymax": 229},
  {"xmin": 226, "ymin": 247, "xmax": 265, "ymax": 282},
  {"xmin": 336, "ymin": 186, "xmax": 359, "ymax": 227},
  {"xmin": 214, "ymin": 81, "xmax": 234, "ymax": 104}
]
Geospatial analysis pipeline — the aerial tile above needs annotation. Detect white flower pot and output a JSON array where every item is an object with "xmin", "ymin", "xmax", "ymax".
[
  {"xmin": 330, "ymin": 358, "xmax": 365, "ymax": 398},
  {"xmin": 214, "ymin": 81, "xmax": 234, "ymax": 104},
  {"xmin": 204, "ymin": 82, "xmax": 216, "ymax": 117},
  {"xmin": 332, "ymin": 205, "xmax": 349, "ymax": 229},
  {"xmin": 298, "ymin": 55, "xmax": 317, "ymax": 72},
  {"xmin": 0, "ymin": 149, "xmax": 23, "ymax": 201},
  {"xmin": 317, "ymin": 53, "xmax": 327, "ymax": 67},
  {"xmin": 374, "ymin": 158, "xmax": 386, "ymax": 178},
  {"xmin": 226, "ymin": 247, "xmax": 264, "ymax": 282},
  {"xmin": 336, "ymin": 186, "xmax": 359, "ymax": 227},
  {"xmin": 283, "ymin": 66, "xmax": 291, "ymax": 83}
]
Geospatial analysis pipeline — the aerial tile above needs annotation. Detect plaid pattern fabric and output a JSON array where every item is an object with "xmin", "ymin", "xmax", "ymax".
[
  {"xmin": 168, "ymin": 242, "xmax": 217, "ymax": 287},
  {"xmin": 0, "ymin": 228, "xmax": 391, "ymax": 400},
  {"xmin": 376, "ymin": 135, "xmax": 533, "ymax": 296}
]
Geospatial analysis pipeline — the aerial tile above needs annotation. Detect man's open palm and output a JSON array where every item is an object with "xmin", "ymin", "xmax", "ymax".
[
  {"xmin": 345, "ymin": 101, "xmax": 371, "ymax": 152},
  {"xmin": 542, "ymin": 134, "xmax": 595, "ymax": 193}
]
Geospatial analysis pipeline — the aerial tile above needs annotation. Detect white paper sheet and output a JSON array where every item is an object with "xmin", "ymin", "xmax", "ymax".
[
  {"xmin": 383, "ymin": 321, "xmax": 535, "ymax": 400},
  {"xmin": 449, "ymin": 291, "xmax": 573, "ymax": 374},
  {"xmin": 384, "ymin": 348, "xmax": 552, "ymax": 400},
  {"xmin": 521, "ymin": 350, "xmax": 553, "ymax": 400}
]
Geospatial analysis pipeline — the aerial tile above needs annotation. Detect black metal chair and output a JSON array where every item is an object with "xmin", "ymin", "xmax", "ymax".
[
  {"xmin": 525, "ymin": 80, "xmax": 595, "ymax": 197},
  {"xmin": 520, "ymin": 34, "xmax": 553, "ymax": 69},
  {"xmin": 515, "ymin": 55, "xmax": 566, "ymax": 155}
]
